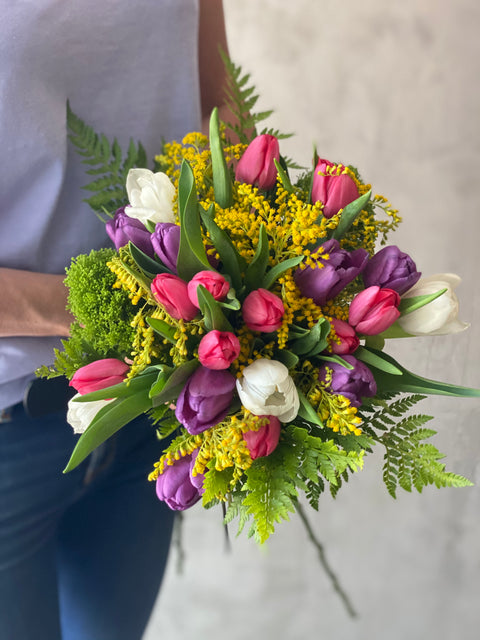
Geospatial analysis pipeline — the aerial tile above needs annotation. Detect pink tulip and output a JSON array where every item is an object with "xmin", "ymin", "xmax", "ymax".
[
  {"xmin": 311, "ymin": 158, "xmax": 359, "ymax": 219},
  {"xmin": 151, "ymin": 273, "xmax": 198, "ymax": 321},
  {"xmin": 244, "ymin": 416, "xmax": 281, "ymax": 459},
  {"xmin": 330, "ymin": 318, "xmax": 359, "ymax": 355},
  {"xmin": 242, "ymin": 288, "xmax": 285, "ymax": 333},
  {"xmin": 70, "ymin": 358, "xmax": 129, "ymax": 395},
  {"xmin": 198, "ymin": 330, "xmax": 241, "ymax": 370},
  {"xmin": 187, "ymin": 270, "xmax": 230, "ymax": 308},
  {"xmin": 235, "ymin": 134, "xmax": 280, "ymax": 191},
  {"xmin": 349, "ymin": 286, "xmax": 400, "ymax": 335}
]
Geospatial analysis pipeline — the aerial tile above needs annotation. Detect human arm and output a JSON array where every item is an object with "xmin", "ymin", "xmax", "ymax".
[
  {"xmin": 0, "ymin": 268, "xmax": 72, "ymax": 337},
  {"xmin": 198, "ymin": 0, "xmax": 231, "ymax": 132}
]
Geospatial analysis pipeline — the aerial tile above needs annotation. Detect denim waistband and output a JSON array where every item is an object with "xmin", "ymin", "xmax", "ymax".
[{"xmin": 0, "ymin": 377, "xmax": 74, "ymax": 423}]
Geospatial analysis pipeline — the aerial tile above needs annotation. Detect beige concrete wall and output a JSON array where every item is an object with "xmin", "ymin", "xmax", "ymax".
[{"xmin": 146, "ymin": 2, "xmax": 480, "ymax": 638}]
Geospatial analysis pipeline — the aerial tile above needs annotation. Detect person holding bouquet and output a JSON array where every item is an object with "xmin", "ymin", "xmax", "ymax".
[{"xmin": 0, "ymin": 2, "xmax": 229, "ymax": 639}]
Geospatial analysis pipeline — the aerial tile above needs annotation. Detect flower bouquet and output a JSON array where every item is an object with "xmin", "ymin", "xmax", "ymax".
[{"xmin": 40, "ymin": 59, "xmax": 479, "ymax": 556}]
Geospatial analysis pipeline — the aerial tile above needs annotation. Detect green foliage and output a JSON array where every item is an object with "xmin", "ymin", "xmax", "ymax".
[
  {"xmin": 67, "ymin": 102, "xmax": 148, "ymax": 216},
  {"xmin": 202, "ymin": 468, "xmax": 235, "ymax": 506},
  {"xmin": 241, "ymin": 442, "xmax": 298, "ymax": 544},
  {"xmin": 224, "ymin": 425, "xmax": 365, "ymax": 542},
  {"xmin": 39, "ymin": 249, "xmax": 136, "ymax": 378},
  {"xmin": 359, "ymin": 394, "xmax": 473, "ymax": 497},
  {"xmin": 220, "ymin": 50, "xmax": 293, "ymax": 146}
]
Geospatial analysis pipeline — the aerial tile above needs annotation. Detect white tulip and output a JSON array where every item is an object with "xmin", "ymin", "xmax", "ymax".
[
  {"xmin": 398, "ymin": 273, "xmax": 470, "ymax": 336},
  {"xmin": 125, "ymin": 168, "xmax": 176, "ymax": 224},
  {"xmin": 67, "ymin": 394, "xmax": 113, "ymax": 434},
  {"xmin": 236, "ymin": 358, "xmax": 299, "ymax": 423}
]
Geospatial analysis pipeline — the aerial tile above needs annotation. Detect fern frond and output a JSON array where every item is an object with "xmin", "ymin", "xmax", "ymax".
[
  {"xmin": 67, "ymin": 101, "xmax": 148, "ymax": 216},
  {"xmin": 220, "ymin": 50, "xmax": 293, "ymax": 145}
]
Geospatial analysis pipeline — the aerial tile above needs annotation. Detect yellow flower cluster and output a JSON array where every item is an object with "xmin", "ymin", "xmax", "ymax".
[{"xmin": 149, "ymin": 410, "xmax": 267, "ymax": 495}]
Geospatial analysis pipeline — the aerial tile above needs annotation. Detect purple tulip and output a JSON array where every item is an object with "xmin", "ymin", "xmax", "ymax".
[
  {"xmin": 156, "ymin": 453, "xmax": 204, "ymax": 511},
  {"xmin": 294, "ymin": 239, "xmax": 369, "ymax": 306},
  {"xmin": 175, "ymin": 366, "xmax": 236, "ymax": 435},
  {"xmin": 151, "ymin": 222, "xmax": 181, "ymax": 273},
  {"xmin": 106, "ymin": 207, "xmax": 154, "ymax": 256},
  {"xmin": 363, "ymin": 245, "xmax": 421, "ymax": 295},
  {"xmin": 318, "ymin": 355, "xmax": 377, "ymax": 407}
]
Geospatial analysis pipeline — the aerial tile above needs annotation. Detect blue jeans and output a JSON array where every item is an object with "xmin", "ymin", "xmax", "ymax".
[{"xmin": 0, "ymin": 404, "xmax": 174, "ymax": 640}]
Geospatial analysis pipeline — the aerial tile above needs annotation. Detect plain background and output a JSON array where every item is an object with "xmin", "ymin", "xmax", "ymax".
[{"xmin": 146, "ymin": 2, "xmax": 480, "ymax": 638}]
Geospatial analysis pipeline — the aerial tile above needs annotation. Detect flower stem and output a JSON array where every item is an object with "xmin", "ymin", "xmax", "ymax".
[{"xmin": 295, "ymin": 501, "xmax": 358, "ymax": 618}]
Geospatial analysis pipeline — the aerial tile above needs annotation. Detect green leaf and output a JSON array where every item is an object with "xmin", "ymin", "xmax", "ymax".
[
  {"xmin": 274, "ymin": 158, "xmax": 294, "ymax": 193},
  {"xmin": 64, "ymin": 389, "xmax": 153, "ymax": 472},
  {"xmin": 151, "ymin": 359, "xmax": 199, "ymax": 406},
  {"xmin": 398, "ymin": 289, "xmax": 447, "ymax": 316},
  {"xmin": 146, "ymin": 317, "xmax": 177, "ymax": 344},
  {"xmin": 196, "ymin": 285, "xmax": 233, "ymax": 332},
  {"xmin": 72, "ymin": 371, "xmax": 158, "ymax": 402},
  {"xmin": 289, "ymin": 318, "xmax": 331, "ymax": 357},
  {"xmin": 177, "ymin": 160, "xmax": 211, "ymax": 280},
  {"xmin": 202, "ymin": 467, "xmax": 235, "ymax": 505},
  {"xmin": 148, "ymin": 366, "xmax": 173, "ymax": 399},
  {"xmin": 379, "ymin": 322, "xmax": 413, "ymax": 339},
  {"xmin": 355, "ymin": 346, "xmax": 402, "ymax": 375},
  {"xmin": 368, "ymin": 349, "xmax": 480, "ymax": 397},
  {"xmin": 209, "ymin": 107, "xmax": 233, "ymax": 208},
  {"xmin": 297, "ymin": 390, "xmax": 324, "ymax": 427},
  {"xmin": 274, "ymin": 349, "xmax": 299, "ymax": 369},
  {"xmin": 261, "ymin": 255, "xmax": 304, "ymax": 290},
  {"xmin": 200, "ymin": 204, "xmax": 245, "ymax": 291},
  {"xmin": 364, "ymin": 335, "xmax": 385, "ymax": 350},
  {"xmin": 128, "ymin": 242, "xmax": 171, "ymax": 277},
  {"xmin": 245, "ymin": 224, "xmax": 269, "ymax": 291},
  {"xmin": 331, "ymin": 190, "xmax": 372, "ymax": 240},
  {"xmin": 219, "ymin": 287, "xmax": 241, "ymax": 311},
  {"xmin": 316, "ymin": 354, "xmax": 355, "ymax": 370}
]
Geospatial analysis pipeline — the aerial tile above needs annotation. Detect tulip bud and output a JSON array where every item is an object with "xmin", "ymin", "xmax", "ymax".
[
  {"xmin": 151, "ymin": 274, "xmax": 198, "ymax": 321},
  {"xmin": 67, "ymin": 394, "xmax": 113, "ymax": 434},
  {"xmin": 187, "ymin": 270, "xmax": 230, "ymax": 308},
  {"xmin": 363, "ymin": 245, "xmax": 421, "ymax": 295},
  {"xmin": 236, "ymin": 358, "xmax": 299, "ymax": 423},
  {"xmin": 156, "ymin": 453, "xmax": 204, "ymax": 511},
  {"xmin": 151, "ymin": 222, "xmax": 180, "ymax": 272},
  {"xmin": 244, "ymin": 416, "xmax": 281, "ymax": 459},
  {"xmin": 318, "ymin": 355, "xmax": 377, "ymax": 408},
  {"xmin": 125, "ymin": 168, "xmax": 175, "ymax": 224},
  {"xmin": 235, "ymin": 134, "xmax": 280, "ymax": 191},
  {"xmin": 175, "ymin": 366, "xmax": 236, "ymax": 435},
  {"xmin": 294, "ymin": 239, "xmax": 369, "ymax": 306},
  {"xmin": 242, "ymin": 288, "xmax": 284, "ymax": 333},
  {"xmin": 398, "ymin": 274, "xmax": 470, "ymax": 336},
  {"xmin": 198, "ymin": 330, "xmax": 241, "ymax": 370},
  {"xmin": 349, "ymin": 286, "xmax": 400, "ymax": 335},
  {"xmin": 106, "ymin": 207, "xmax": 154, "ymax": 256},
  {"xmin": 330, "ymin": 318, "xmax": 359, "ymax": 355},
  {"xmin": 70, "ymin": 358, "xmax": 129, "ymax": 395},
  {"xmin": 311, "ymin": 158, "xmax": 359, "ymax": 219}
]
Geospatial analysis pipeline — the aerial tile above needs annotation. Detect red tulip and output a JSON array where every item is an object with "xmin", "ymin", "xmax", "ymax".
[
  {"xmin": 330, "ymin": 318, "xmax": 359, "ymax": 355},
  {"xmin": 70, "ymin": 358, "xmax": 129, "ymax": 395},
  {"xmin": 151, "ymin": 273, "xmax": 198, "ymax": 321},
  {"xmin": 197, "ymin": 330, "xmax": 241, "ymax": 370},
  {"xmin": 187, "ymin": 270, "xmax": 229, "ymax": 308},
  {"xmin": 242, "ymin": 288, "xmax": 284, "ymax": 333},
  {"xmin": 311, "ymin": 158, "xmax": 359, "ymax": 219},
  {"xmin": 235, "ymin": 134, "xmax": 280, "ymax": 190},
  {"xmin": 244, "ymin": 416, "xmax": 281, "ymax": 459},
  {"xmin": 349, "ymin": 286, "xmax": 400, "ymax": 335}
]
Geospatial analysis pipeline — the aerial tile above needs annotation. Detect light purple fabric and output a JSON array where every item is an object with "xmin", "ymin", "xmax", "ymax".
[{"xmin": 0, "ymin": 0, "xmax": 201, "ymax": 409}]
